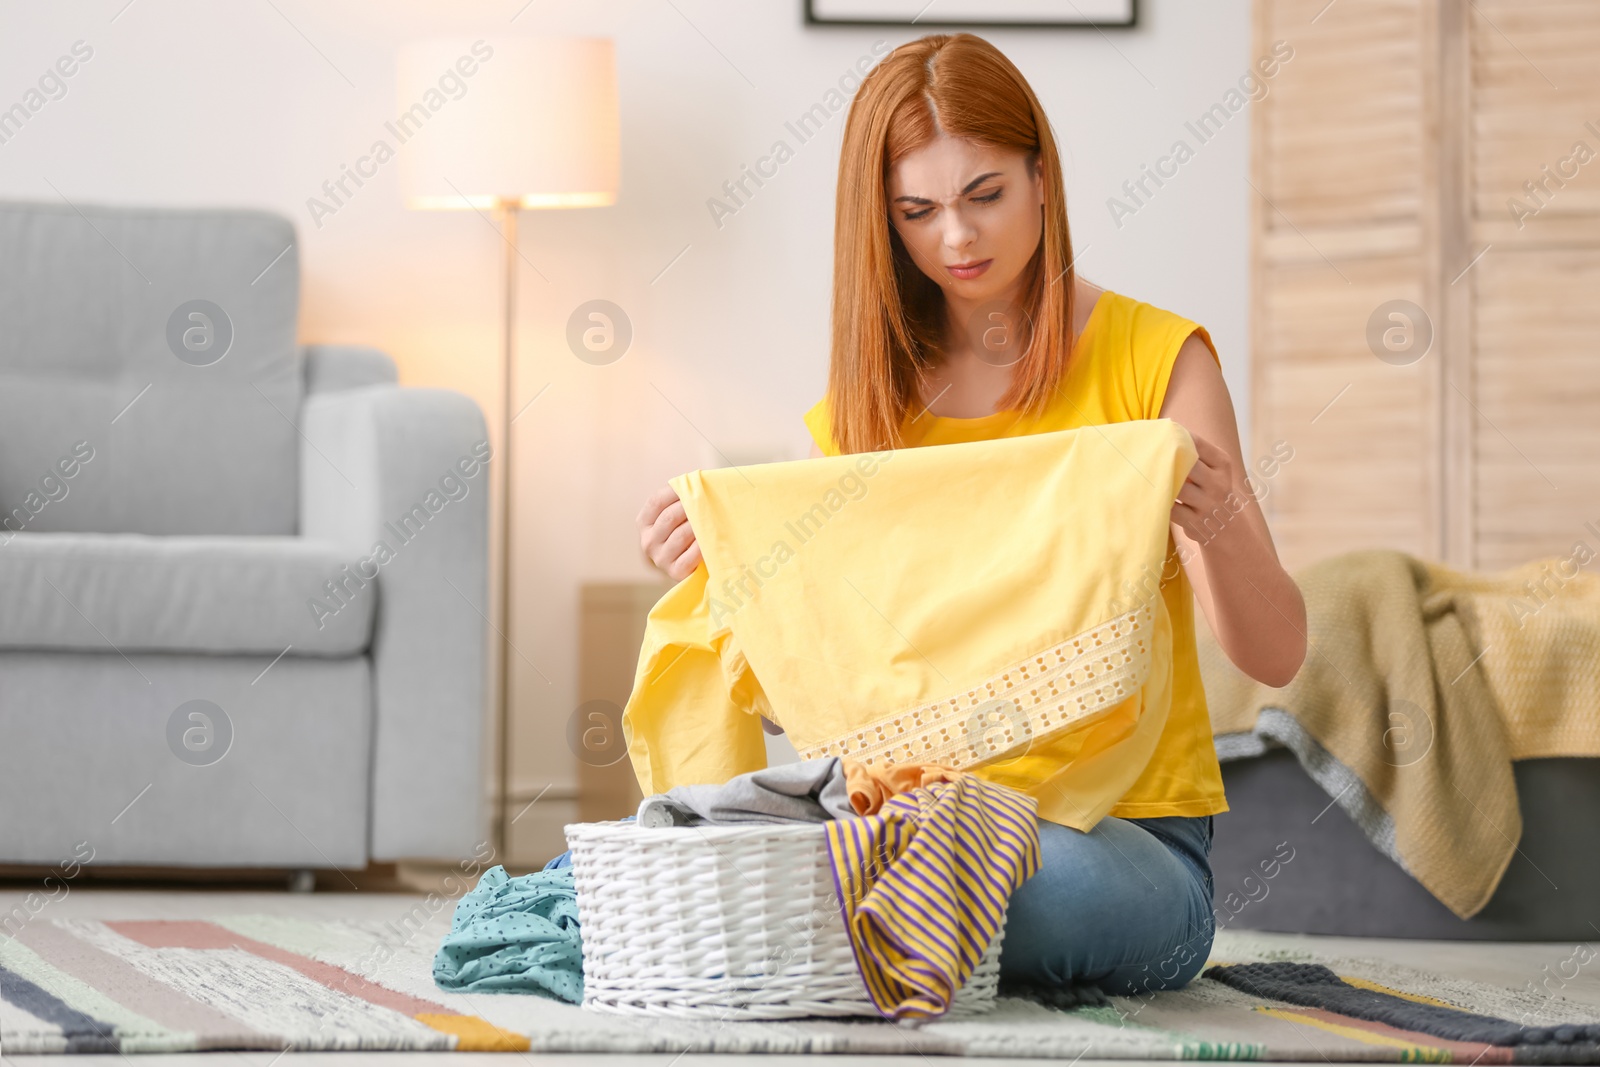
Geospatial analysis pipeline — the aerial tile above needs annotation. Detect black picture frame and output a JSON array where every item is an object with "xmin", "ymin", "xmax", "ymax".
[{"xmin": 804, "ymin": 0, "xmax": 1137, "ymax": 29}]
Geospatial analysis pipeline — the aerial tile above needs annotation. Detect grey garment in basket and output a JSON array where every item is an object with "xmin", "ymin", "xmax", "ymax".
[{"xmin": 636, "ymin": 757, "xmax": 856, "ymax": 827}]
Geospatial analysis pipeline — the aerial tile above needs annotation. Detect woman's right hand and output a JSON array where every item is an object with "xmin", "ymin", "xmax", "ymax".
[{"xmin": 637, "ymin": 483, "xmax": 703, "ymax": 582}]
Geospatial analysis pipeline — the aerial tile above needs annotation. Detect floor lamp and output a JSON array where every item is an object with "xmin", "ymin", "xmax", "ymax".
[{"xmin": 397, "ymin": 36, "xmax": 620, "ymax": 861}]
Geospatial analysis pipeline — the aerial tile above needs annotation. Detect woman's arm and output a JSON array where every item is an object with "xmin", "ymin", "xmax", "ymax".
[{"xmin": 1159, "ymin": 334, "xmax": 1307, "ymax": 687}]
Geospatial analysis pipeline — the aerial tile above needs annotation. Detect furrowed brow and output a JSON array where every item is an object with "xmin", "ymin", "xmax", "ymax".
[{"xmin": 892, "ymin": 170, "xmax": 1004, "ymax": 205}]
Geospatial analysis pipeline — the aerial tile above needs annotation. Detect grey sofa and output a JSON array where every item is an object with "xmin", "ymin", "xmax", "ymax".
[{"xmin": 0, "ymin": 201, "xmax": 489, "ymax": 872}]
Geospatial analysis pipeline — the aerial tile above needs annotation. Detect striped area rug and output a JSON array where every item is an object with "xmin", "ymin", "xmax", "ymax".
[{"xmin": 5, "ymin": 911, "xmax": 1600, "ymax": 1059}]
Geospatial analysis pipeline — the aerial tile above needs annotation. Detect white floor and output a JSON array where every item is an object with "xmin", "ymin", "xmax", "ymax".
[{"xmin": 3, "ymin": 887, "xmax": 1597, "ymax": 1065}]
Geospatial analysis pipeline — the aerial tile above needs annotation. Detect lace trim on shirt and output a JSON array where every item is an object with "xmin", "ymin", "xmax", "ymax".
[{"xmin": 794, "ymin": 600, "xmax": 1155, "ymax": 769}]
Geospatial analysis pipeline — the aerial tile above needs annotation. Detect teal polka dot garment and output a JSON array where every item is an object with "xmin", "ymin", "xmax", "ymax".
[
  {"xmin": 438, "ymin": 825, "xmax": 636, "ymax": 1004},
  {"xmin": 432, "ymin": 864, "xmax": 583, "ymax": 1003}
]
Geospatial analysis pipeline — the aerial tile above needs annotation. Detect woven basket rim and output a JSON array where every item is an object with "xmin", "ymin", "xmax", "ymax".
[{"xmin": 564, "ymin": 818, "xmax": 834, "ymax": 842}]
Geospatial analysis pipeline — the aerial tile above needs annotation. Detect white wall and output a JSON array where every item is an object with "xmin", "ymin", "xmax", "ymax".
[{"xmin": 0, "ymin": 0, "xmax": 1256, "ymax": 862}]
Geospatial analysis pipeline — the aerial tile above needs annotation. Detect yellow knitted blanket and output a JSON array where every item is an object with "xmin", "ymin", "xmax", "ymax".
[{"xmin": 1201, "ymin": 546, "xmax": 1600, "ymax": 918}]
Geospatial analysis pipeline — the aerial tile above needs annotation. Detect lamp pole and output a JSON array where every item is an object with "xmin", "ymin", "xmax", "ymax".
[
  {"xmin": 495, "ymin": 198, "xmax": 520, "ymax": 864},
  {"xmin": 395, "ymin": 37, "xmax": 617, "ymax": 871}
]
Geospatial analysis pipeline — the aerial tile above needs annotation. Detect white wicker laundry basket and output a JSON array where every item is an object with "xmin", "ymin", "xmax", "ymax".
[{"xmin": 565, "ymin": 819, "xmax": 1007, "ymax": 1020}]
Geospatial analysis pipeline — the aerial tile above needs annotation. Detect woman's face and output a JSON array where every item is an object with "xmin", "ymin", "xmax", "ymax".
[{"xmin": 885, "ymin": 134, "xmax": 1045, "ymax": 307}]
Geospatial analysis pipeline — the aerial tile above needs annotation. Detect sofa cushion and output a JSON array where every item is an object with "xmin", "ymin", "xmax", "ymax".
[
  {"xmin": 0, "ymin": 650, "xmax": 370, "ymax": 867},
  {"xmin": 0, "ymin": 201, "xmax": 302, "ymax": 536},
  {"xmin": 0, "ymin": 532, "xmax": 372, "ymax": 655}
]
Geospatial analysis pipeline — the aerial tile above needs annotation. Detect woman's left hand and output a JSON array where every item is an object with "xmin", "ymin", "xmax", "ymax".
[{"xmin": 1170, "ymin": 432, "xmax": 1240, "ymax": 547}]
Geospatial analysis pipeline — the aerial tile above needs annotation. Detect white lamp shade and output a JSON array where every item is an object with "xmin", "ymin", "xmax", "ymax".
[{"xmin": 396, "ymin": 36, "xmax": 619, "ymax": 210}]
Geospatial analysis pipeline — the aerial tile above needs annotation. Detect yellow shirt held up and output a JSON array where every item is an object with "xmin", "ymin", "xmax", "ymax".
[{"xmin": 622, "ymin": 416, "xmax": 1204, "ymax": 831}]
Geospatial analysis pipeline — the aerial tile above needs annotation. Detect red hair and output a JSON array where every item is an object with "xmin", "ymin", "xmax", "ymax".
[{"xmin": 826, "ymin": 33, "xmax": 1077, "ymax": 455}]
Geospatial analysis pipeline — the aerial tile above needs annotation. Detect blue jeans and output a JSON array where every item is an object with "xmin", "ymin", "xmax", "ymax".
[{"xmin": 997, "ymin": 814, "xmax": 1216, "ymax": 995}]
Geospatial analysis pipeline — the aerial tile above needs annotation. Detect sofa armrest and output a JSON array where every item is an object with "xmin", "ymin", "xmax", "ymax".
[
  {"xmin": 303, "ymin": 344, "xmax": 399, "ymax": 394},
  {"xmin": 300, "ymin": 383, "xmax": 490, "ymax": 861}
]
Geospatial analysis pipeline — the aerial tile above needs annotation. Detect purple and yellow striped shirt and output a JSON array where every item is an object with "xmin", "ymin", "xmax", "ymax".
[{"xmin": 824, "ymin": 774, "xmax": 1040, "ymax": 1018}]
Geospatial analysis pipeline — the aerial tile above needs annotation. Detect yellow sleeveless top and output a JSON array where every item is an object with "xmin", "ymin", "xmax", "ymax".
[{"xmin": 803, "ymin": 290, "xmax": 1229, "ymax": 820}]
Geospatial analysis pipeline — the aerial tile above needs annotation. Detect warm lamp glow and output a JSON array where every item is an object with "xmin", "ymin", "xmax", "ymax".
[
  {"xmin": 395, "ymin": 35, "xmax": 619, "ymax": 859},
  {"xmin": 405, "ymin": 191, "xmax": 616, "ymax": 211},
  {"xmin": 396, "ymin": 36, "xmax": 619, "ymax": 211}
]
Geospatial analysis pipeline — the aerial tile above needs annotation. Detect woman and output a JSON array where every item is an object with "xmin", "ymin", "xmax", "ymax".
[{"xmin": 636, "ymin": 33, "xmax": 1307, "ymax": 997}]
